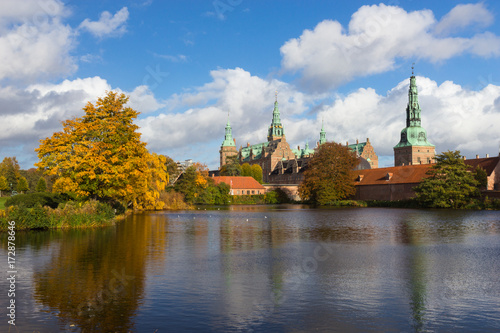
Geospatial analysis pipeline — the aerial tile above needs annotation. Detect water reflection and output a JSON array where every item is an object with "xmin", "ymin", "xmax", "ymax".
[
  {"xmin": 0, "ymin": 206, "xmax": 499, "ymax": 332},
  {"xmin": 31, "ymin": 213, "xmax": 166, "ymax": 332}
]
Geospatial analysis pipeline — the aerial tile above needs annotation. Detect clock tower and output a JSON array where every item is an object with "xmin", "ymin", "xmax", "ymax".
[{"xmin": 394, "ymin": 69, "xmax": 435, "ymax": 166}]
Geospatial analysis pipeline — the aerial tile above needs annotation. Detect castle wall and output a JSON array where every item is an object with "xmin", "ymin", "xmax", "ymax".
[{"xmin": 394, "ymin": 146, "xmax": 435, "ymax": 166}]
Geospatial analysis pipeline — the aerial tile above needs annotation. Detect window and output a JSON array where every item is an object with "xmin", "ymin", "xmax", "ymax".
[
  {"xmin": 252, "ymin": 190, "xmax": 255, "ymax": 194},
  {"xmin": 247, "ymin": 190, "xmax": 250, "ymax": 195}
]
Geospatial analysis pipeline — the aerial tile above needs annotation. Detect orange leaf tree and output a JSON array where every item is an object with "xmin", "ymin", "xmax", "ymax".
[
  {"xmin": 35, "ymin": 91, "xmax": 167, "ymax": 209},
  {"xmin": 299, "ymin": 142, "xmax": 359, "ymax": 205}
]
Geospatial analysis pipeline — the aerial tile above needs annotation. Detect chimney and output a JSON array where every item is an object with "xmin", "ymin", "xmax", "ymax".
[
  {"xmin": 463, "ymin": 156, "xmax": 466, "ymax": 160},
  {"xmin": 476, "ymin": 155, "xmax": 479, "ymax": 159},
  {"xmin": 366, "ymin": 138, "xmax": 370, "ymax": 143},
  {"xmin": 233, "ymin": 138, "xmax": 236, "ymax": 144},
  {"xmin": 486, "ymin": 153, "xmax": 489, "ymax": 158},
  {"xmin": 247, "ymin": 142, "xmax": 250, "ymax": 147}
]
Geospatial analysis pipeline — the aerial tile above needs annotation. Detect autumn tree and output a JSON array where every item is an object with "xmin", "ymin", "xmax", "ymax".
[
  {"xmin": 0, "ymin": 176, "xmax": 9, "ymax": 196},
  {"xmin": 413, "ymin": 150, "xmax": 481, "ymax": 208},
  {"xmin": 250, "ymin": 164, "xmax": 263, "ymax": 183},
  {"xmin": 35, "ymin": 91, "xmax": 167, "ymax": 209},
  {"xmin": 0, "ymin": 157, "xmax": 20, "ymax": 190},
  {"xmin": 299, "ymin": 142, "xmax": 359, "ymax": 205}
]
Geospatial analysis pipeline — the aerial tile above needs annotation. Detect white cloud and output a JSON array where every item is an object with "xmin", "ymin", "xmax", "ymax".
[
  {"xmin": 153, "ymin": 53, "xmax": 187, "ymax": 63},
  {"xmin": 79, "ymin": 7, "xmax": 129, "ymax": 38},
  {"xmin": 280, "ymin": 4, "xmax": 500, "ymax": 92},
  {"xmin": 137, "ymin": 68, "xmax": 321, "ymax": 163},
  {"xmin": 434, "ymin": 3, "xmax": 494, "ymax": 36},
  {"xmin": 0, "ymin": 0, "xmax": 68, "ymax": 29},
  {"xmin": 0, "ymin": 0, "xmax": 76, "ymax": 82}
]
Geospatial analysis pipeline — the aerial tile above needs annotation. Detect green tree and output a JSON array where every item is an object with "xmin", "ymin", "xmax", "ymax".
[
  {"xmin": 414, "ymin": 150, "xmax": 480, "ymax": 208},
  {"xmin": 36, "ymin": 177, "xmax": 48, "ymax": 192},
  {"xmin": 299, "ymin": 142, "xmax": 359, "ymax": 205},
  {"xmin": 164, "ymin": 155, "xmax": 177, "ymax": 184},
  {"xmin": 250, "ymin": 164, "xmax": 263, "ymax": 183},
  {"xmin": 0, "ymin": 176, "xmax": 9, "ymax": 196},
  {"xmin": 174, "ymin": 166, "xmax": 200, "ymax": 203},
  {"xmin": 474, "ymin": 166, "xmax": 488, "ymax": 190},
  {"xmin": 220, "ymin": 155, "xmax": 241, "ymax": 176},
  {"xmin": 17, "ymin": 176, "xmax": 29, "ymax": 194},
  {"xmin": 35, "ymin": 91, "xmax": 167, "ymax": 209}
]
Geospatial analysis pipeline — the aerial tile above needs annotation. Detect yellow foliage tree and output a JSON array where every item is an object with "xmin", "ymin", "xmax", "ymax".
[{"xmin": 35, "ymin": 91, "xmax": 167, "ymax": 209}]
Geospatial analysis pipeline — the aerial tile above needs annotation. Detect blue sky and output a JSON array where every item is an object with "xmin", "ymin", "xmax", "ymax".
[{"xmin": 2, "ymin": 0, "xmax": 500, "ymax": 170}]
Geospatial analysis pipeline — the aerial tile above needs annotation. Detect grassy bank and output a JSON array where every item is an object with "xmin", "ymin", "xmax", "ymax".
[
  {"xmin": 0, "ymin": 197, "xmax": 7, "ymax": 210},
  {"xmin": 0, "ymin": 200, "xmax": 116, "ymax": 231}
]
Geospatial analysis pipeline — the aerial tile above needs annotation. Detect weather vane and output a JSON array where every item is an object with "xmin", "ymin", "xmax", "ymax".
[
  {"xmin": 412, "ymin": 62, "xmax": 415, "ymax": 75},
  {"xmin": 275, "ymin": 90, "xmax": 278, "ymax": 102}
]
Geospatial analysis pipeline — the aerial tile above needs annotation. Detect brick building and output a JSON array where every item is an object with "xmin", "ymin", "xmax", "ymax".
[
  {"xmin": 353, "ymin": 155, "xmax": 500, "ymax": 201},
  {"xmin": 212, "ymin": 176, "xmax": 266, "ymax": 195}
]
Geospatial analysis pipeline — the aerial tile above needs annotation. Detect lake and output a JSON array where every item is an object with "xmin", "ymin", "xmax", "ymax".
[{"xmin": 1, "ymin": 205, "xmax": 500, "ymax": 332}]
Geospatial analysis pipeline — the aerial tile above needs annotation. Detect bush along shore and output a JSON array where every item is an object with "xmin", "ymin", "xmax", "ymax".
[{"xmin": 0, "ymin": 193, "xmax": 120, "ymax": 231}]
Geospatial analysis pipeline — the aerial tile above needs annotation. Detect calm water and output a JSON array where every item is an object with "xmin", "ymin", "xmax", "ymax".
[{"xmin": 1, "ymin": 206, "xmax": 500, "ymax": 332}]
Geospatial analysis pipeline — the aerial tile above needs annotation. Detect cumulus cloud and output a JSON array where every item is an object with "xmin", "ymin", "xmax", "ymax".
[
  {"xmin": 280, "ymin": 4, "xmax": 500, "ymax": 92},
  {"xmin": 0, "ymin": 0, "xmax": 76, "ymax": 82},
  {"xmin": 434, "ymin": 3, "xmax": 494, "ymax": 36},
  {"xmin": 79, "ymin": 7, "xmax": 129, "ymax": 38},
  {"xmin": 137, "ymin": 67, "xmax": 321, "ymax": 164}
]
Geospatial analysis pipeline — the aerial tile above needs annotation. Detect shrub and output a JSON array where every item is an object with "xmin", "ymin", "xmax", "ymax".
[
  {"xmin": 0, "ymin": 200, "xmax": 115, "ymax": 231},
  {"xmin": 5, "ymin": 192, "xmax": 67, "ymax": 209}
]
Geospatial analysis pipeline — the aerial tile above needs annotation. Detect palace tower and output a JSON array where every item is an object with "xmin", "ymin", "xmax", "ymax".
[
  {"xmin": 394, "ymin": 71, "xmax": 435, "ymax": 166},
  {"xmin": 219, "ymin": 116, "xmax": 238, "ymax": 168}
]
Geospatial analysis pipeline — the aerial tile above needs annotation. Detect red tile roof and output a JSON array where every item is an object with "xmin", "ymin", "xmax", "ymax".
[
  {"xmin": 464, "ymin": 156, "xmax": 500, "ymax": 176},
  {"xmin": 353, "ymin": 164, "xmax": 433, "ymax": 186},
  {"xmin": 212, "ymin": 176, "xmax": 265, "ymax": 190}
]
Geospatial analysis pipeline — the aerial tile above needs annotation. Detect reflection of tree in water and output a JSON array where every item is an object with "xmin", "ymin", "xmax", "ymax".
[
  {"xmin": 33, "ymin": 213, "xmax": 166, "ymax": 332},
  {"xmin": 408, "ymin": 247, "xmax": 427, "ymax": 333},
  {"xmin": 397, "ymin": 219, "xmax": 428, "ymax": 333}
]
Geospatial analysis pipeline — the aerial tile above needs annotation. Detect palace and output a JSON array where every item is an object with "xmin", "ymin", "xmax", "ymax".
[{"xmin": 219, "ymin": 94, "xmax": 378, "ymax": 184}]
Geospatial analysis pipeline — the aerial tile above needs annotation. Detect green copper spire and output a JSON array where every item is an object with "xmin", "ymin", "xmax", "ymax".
[
  {"xmin": 394, "ymin": 70, "xmax": 434, "ymax": 149},
  {"xmin": 267, "ymin": 91, "xmax": 285, "ymax": 141},
  {"xmin": 221, "ymin": 114, "xmax": 236, "ymax": 147},
  {"xmin": 319, "ymin": 119, "xmax": 326, "ymax": 145}
]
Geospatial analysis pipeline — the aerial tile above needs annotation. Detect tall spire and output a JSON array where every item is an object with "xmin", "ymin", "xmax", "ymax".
[
  {"xmin": 267, "ymin": 91, "xmax": 285, "ymax": 141},
  {"xmin": 319, "ymin": 118, "xmax": 327, "ymax": 145},
  {"xmin": 394, "ymin": 67, "xmax": 435, "ymax": 166},
  {"xmin": 221, "ymin": 112, "xmax": 235, "ymax": 147},
  {"xmin": 406, "ymin": 66, "xmax": 421, "ymax": 128}
]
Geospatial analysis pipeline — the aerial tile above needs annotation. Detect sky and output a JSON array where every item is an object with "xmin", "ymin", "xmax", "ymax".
[{"xmin": 2, "ymin": 0, "xmax": 500, "ymax": 170}]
